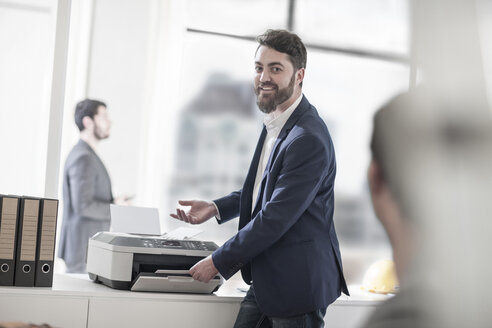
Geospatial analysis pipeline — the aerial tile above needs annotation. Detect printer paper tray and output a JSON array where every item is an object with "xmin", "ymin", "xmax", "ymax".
[{"xmin": 130, "ymin": 271, "xmax": 222, "ymax": 294}]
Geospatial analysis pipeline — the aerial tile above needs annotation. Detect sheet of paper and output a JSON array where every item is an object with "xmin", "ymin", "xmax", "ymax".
[
  {"xmin": 162, "ymin": 226, "xmax": 203, "ymax": 240},
  {"xmin": 110, "ymin": 204, "xmax": 161, "ymax": 235}
]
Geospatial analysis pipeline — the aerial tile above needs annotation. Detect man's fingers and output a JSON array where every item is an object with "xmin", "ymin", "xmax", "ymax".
[
  {"xmin": 192, "ymin": 272, "xmax": 205, "ymax": 282},
  {"xmin": 177, "ymin": 209, "xmax": 188, "ymax": 222},
  {"xmin": 189, "ymin": 264, "xmax": 198, "ymax": 278},
  {"xmin": 178, "ymin": 200, "xmax": 194, "ymax": 206},
  {"xmin": 188, "ymin": 259, "xmax": 215, "ymax": 282},
  {"xmin": 171, "ymin": 206, "xmax": 200, "ymax": 224},
  {"xmin": 183, "ymin": 211, "xmax": 192, "ymax": 223}
]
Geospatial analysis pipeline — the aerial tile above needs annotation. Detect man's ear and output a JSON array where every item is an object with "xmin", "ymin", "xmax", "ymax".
[
  {"xmin": 296, "ymin": 68, "xmax": 305, "ymax": 86},
  {"xmin": 368, "ymin": 160, "xmax": 384, "ymax": 194},
  {"xmin": 82, "ymin": 116, "xmax": 94, "ymax": 130}
]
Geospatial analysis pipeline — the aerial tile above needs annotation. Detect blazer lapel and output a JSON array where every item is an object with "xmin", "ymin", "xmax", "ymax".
[
  {"xmin": 264, "ymin": 95, "xmax": 310, "ymax": 172},
  {"xmin": 251, "ymin": 96, "xmax": 311, "ymax": 217},
  {"xmin": 239, "ymin": 126, "xmax": 267, "ymax": 229},
  {"xmin": 251, "ymin": 175, "xmax": 266, "ymax": 217},
  {"xmin": 242, "ymin": 96, "xmax": 311, "ymax": 223}
]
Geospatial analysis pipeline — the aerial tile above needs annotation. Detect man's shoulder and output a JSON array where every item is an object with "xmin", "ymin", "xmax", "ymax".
[
  {"xmin": 292, "ymin": 105, "xmax": 330, "ymax": 139},
  {"xmin": 293, "ymin": 97, "xmax": 324, "ymax": 125},
  {"xmin": 363, "ymin": 292, "xmax": 427, "ymax": 328},
  {"xmin": 65, "ymin": 141, "xmax": 95, "ymax": 167}
]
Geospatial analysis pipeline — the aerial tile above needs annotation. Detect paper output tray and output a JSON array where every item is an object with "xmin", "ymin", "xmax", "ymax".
[{"xmin": 130, "ymin": 270, "xmax": 222, "ymax": 294}]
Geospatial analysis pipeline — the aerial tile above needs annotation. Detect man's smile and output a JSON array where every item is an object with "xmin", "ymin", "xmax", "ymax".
[{"xmin": 258, "ymin": 84, "xmax": 277, "ymax": 94}]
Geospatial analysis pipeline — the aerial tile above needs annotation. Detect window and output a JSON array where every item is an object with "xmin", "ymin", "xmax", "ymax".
[
  {"xmin": 185, "ymin": 0, "xmax": 289, "ymax": 36},
  {"xmin": 0, "ymin": 0, "xmax": 56, "ymax": 196},
  {"xmin": 162, "ymin": 0, "xmax": 411, "ymax": 284},
  {"xmin": 163, "ymin": 33, "xmax": 262, "ymax": 245},
  {"xmin": 295, "ymin": 0, "xmax": 409, "ymax": 55}
]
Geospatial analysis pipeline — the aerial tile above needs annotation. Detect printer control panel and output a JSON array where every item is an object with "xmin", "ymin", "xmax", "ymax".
[
  {"xmin": 109, "ymin": 236, "xmax": 218, "ymax": 252},
  {"xmin": 146, "ymin": 239, "xmax": 217, "ymax": 251}
]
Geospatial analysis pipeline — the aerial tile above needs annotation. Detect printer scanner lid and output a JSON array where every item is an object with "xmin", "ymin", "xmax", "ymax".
[{"xmin": 89, "ymin": 231, "xmax": 218, "ymax": 257}]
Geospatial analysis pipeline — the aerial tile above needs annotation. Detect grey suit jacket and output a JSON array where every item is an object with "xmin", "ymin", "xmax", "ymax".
[{"xmin": 57, "ymin": 139, "xmax": 113, "ymax": 273}]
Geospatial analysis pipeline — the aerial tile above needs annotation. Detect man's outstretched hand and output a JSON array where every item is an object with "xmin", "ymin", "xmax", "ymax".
[{"xmin": 169, "ymin": 200, "xmax": 218, "ymax": 225}]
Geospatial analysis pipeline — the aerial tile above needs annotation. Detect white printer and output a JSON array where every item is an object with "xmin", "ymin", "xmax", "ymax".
[{"xmin": 86, "ymin": 231, "xmax": 223, "ymax": 294}]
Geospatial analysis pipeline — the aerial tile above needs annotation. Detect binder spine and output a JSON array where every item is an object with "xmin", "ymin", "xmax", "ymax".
[
  {"xmin": 0, "ymin": 196, "xmax": 19, "ymax": 286},
  {"xmin": 14, "ymin": 198, "xmax": 40, "ymax": 287},
  {"xmin": 35, "ymin": 199, "xmax": 59, "ymax": 287}
]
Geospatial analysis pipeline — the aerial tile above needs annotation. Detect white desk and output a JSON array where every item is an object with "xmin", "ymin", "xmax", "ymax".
[{"xmin": 0, "ymin": 274, "xmax": 389, "ymax": 328}]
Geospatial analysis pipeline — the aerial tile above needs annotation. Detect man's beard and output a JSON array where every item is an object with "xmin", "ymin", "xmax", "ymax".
[
  {"xmin": 94, "ymin": 125, "xmax": 109, "ymax": 140},
  {"xmin": 255, "ymin": 73, "xmax": 295, "ymax": 114}
]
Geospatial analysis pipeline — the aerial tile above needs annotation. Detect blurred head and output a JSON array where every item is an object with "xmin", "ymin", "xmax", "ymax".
[
  {"xmin": 368, "ymin": 92, "xmax": 416, "ymax": 281},
  {"xmin": 254, "ymin": 30, "xmax": 306, "ymax": 113},
  {"xmin": 368, "ymin": 85, "xmax": 492, "ymax": 325},
  {"xmin": 74, "ymin": 99, "xmax": 111, "ymax": 140}
]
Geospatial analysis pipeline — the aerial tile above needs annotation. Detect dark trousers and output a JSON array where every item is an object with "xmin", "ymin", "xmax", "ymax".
[{"xmin": 233, "ymin": 285, "xmax": 327, "ymax": 328}]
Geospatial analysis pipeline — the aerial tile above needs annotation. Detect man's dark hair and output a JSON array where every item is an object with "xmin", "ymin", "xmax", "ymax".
[
  {"xmin": 256, "ymin": 29, "xmax": 307, "ymax": 86},
  {"xmin": 74, "ymin": 99, "xmax": 106, "ymax": 131}
]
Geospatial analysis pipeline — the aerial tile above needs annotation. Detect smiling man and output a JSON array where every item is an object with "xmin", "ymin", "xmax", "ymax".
[{"xmin": 171, "ymin": 29, "xmax": 348, "ymax": 327}]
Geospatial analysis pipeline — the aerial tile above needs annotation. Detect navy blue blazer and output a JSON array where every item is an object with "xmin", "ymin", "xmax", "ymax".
[{"xmin": 212, "ymin": 96, "xmax": 349, "ymax": 317}]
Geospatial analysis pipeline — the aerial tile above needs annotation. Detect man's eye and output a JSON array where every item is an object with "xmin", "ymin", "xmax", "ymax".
[
  {"xmin": 272, "ymin": 67, "xmax": 281, "ymax": 72},
  {"xmin": 255, "ymin": 66, "xmax": 262, "ymax": 72}
]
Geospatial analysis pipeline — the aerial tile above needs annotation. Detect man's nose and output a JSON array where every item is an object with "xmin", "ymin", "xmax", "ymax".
[{"xmin": 259, "ymin": 70, "xmax": 271, "ymax": 82}]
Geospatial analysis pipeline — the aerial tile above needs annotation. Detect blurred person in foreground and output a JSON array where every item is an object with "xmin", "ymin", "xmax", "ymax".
[
  {"xmin": 58, "ymin": 99, "xmax": 130, "ymax": 273},
  {"xmin": 0, "ymin": 323, "xmax": 52, "ymax": 328},
  {"xmin": 364, "ymin": 90, "xmax": 492, "ymax": 327},
  {"xmin": 171, "ymin": 29, "xmax": 348, "ymax": 327}
]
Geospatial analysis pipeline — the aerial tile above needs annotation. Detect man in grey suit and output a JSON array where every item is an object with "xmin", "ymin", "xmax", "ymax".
[{"xmin": 58, "ymin": 99, "xmax": 128, "ymax": 273}]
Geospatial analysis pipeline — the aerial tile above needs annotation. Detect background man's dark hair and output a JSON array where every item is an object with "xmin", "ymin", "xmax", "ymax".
[
  {"xmin": 256, "ymin": 29, "xmax": 307, "ymax": 86},
  {"xmin": 74, "ymin": 99, "xmax": 106, "ymax": 131}
]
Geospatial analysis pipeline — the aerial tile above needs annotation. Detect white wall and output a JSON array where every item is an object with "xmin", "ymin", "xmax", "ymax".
[
  {"xmin": 55, "ymin": 1, "xmax": 187, "ymax": 263},
  {"xmin": 86, "ymin": 0, "xmax": 150, "ymax": 198},
  {"xmin": 59, "ymin": 0, "xmax": 186, "ymax": 207}
]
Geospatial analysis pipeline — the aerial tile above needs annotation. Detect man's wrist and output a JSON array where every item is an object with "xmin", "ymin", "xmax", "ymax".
[{"xmin": 212, "ymin": 202, "xmax": 222, "ymax": 223}]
